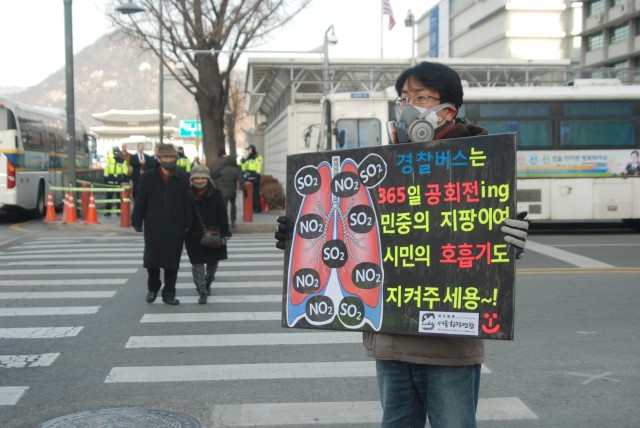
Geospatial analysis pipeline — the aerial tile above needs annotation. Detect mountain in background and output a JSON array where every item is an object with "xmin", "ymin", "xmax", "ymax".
[{"xmin": 3, "ymin": 31, "xmax": 202, "ymax": 129}]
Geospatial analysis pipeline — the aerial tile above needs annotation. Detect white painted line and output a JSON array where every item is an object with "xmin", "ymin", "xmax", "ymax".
[
  {"xmin": 0, "ymin": 269, "xmax": 137, "ymax": 276},
  {"xmin": 0, "ymin": 387, "xmax": 29, "ymax": 406},
  {"xmin": 105, "ymin": 361, "xmax": 375, "ymax": 383},
  {"xmin": 212, "ymin": 401, "xmax": 381, "ymax": 426},
  {"xmin": 126, "ymin": 331, "xmax": 361, "ymax": 348},
  {"xmin": 178, "ymin": 270, "xmax": 282, "ymax": 278},
  {"xmin": 141, "ymin": 311, "xmax": 281, "ymax": 323},
  {"xmin": 0, "ymin": 353, "xmax": 60, "ymax": 368},
  {"xmin": 0, "ymin": 260, "xmax": 141, "ymax": 266},
  {"xmin": 151, "ymin": 295, "xmax": 280, "ymax": 304},
  {"xmin": 477, "ymin": 397, "xmax": 538, "ymax": 420},
  {"xmin": 0, "ymin": 248, "xmax": 142, "ymax": 255},
  {"xmin": 0, "ymin": 279, "xmax": 127, "ymax": 286},
  {"xmin": 0, "ymin": 307, "xmax": 100, "ymax": 316},
  {"xmin": 0, "ymin": 253, "xmax": 143, "ymax": 260},
  {"xmin": 0, "ymin": 291, "xmax": 116, "ymax": 299},
  {"xmin": 210, "ymin": 397, "xmax": 537, "ymax": 426},
  {"xmin": 0, "ymin": 327, "xmax": 83, "ymax": 339},
  {"xmin": 14, "ymin": 243, "xmax": 143, "ymax": 250},
  {"xmin": 526, "ymin": 241, "xmax": 614, "ymax": 268},
  {"xmin": 176, "ymin": 281, "xmax": 282, "ymax": 289}
]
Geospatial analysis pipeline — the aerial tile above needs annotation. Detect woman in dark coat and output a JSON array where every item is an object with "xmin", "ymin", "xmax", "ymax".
[
  {"xmin": 131, "ymin": 143, "xmax": 192, "ymax": 305},
  {"xmin": 185, "ymin": 164, "xmax": 232, "ymax": 304}
]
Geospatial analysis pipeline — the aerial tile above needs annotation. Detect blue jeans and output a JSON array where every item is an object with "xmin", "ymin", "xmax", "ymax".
[{"xmin": 376, "ymin": 360, "xmax": 481, "ymax": 428}]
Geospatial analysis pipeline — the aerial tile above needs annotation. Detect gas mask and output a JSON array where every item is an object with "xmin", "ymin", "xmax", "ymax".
[{"xmin": 387, "ymin": 103, "xmax": 453, "ymax": 144}]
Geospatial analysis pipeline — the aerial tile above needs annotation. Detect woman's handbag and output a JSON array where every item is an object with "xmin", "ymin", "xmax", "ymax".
[
  {"xmin": 194, "ymin": 203, "xmax": 225, "ymax": 248},
  {"xmin": 201, "ymin": 229, "xmax": 224, "ymax": 248}
]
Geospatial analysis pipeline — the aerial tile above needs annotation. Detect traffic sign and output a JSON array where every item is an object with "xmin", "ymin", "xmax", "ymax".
[{"xmin": 179, "ymin": 120, "xmax": 202, "ymax": 138}]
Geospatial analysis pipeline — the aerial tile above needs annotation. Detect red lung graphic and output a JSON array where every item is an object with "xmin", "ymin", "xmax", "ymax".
[
  {"xmin": 288, "ymin": 163, "xmax": 333, "ymax": 306},
  {"xmin": 335, "ymin": 160, "xmax": 382, "ymax": 308}
]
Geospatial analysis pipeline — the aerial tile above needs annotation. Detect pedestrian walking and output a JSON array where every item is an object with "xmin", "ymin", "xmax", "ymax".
[
  {"xmin": 185, "ymin": 164, "xmax": 231, "ymax": 303},
  {"xmin": 131, "ymin": 143, "xmax": 192, "ymax": 305},
  {"xmin": 215, "ymin": 156, "xmax": 248, "ymax": 227}
]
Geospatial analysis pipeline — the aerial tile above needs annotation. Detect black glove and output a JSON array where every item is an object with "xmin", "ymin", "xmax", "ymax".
[
  {"xmin": 133, "ymin": 226, "xmax": 143, "ymax": 233},
  {"xmin": 275, "ymin": 215, "xmax": 291, "ymax": 250},
  {"xmin": 501, "ymin": 211, "xmax": 529, "ymax": 259}
]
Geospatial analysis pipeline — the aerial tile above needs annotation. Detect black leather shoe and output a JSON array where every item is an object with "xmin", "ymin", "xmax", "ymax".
[
  {"xmin": 162, "ymin": 298, "xmax": 180, "ymax": 305},
  {"xmin": 146, "ymin": 291, "xmax": 157, "ymax": 303},
  {"xmin": 198, "ymin": 293, "xmax": 207, "ymax": 304}
]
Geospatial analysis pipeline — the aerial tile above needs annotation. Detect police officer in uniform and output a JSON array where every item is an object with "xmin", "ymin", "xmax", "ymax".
[
  {"xmin": 240, "ymin": 144, "xmax": 263, "ymax": 213},
  {"xmin": 103, "ymin": 146, "xmax": 129, "ymax": 216}
]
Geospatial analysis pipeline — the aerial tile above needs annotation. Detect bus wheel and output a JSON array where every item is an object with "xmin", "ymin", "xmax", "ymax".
[{"xmin": 34, "ymin": 183, "xmax": 46, "ymax": 218}]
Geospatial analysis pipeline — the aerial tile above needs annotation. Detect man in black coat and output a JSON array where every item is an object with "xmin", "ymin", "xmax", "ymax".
[{"xmin": 131, "ymin": 143, "xmax": 192, "ymax": 305}]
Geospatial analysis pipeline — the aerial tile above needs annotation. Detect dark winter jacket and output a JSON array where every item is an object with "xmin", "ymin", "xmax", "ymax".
[
  {"xmin": 185, "ymin": 185, "xmax": 232, "ymax": 265},
  {"xmin": 131, "ymin": 166, "xmax": 192, "ymax": 270},
  {"xmin": 363, "ymin": 120, "xmax": 489, "ymax": 366},
  {"xmin": 215, "ymin": 156, "xmax": 248, "ymax": 200}
]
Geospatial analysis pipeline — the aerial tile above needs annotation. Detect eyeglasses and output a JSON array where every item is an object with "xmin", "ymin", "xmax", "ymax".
[{"xmin": 395, "ymin": 95, "xmax": 441, "ymax": 106}]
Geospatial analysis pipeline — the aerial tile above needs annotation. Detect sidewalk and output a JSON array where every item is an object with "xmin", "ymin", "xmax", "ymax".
[{"xmin": 42, "ymin": 208, "xmax": 283, "ymax": 234}]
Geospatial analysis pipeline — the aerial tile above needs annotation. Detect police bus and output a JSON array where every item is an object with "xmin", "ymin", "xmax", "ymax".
[
  {"xmin": 0, "ymin": 97, "xmax": 98, "ymax": 216},
  {"xmin": 316, "ymin": 79, "xmax": 640, "ymax": 228}
]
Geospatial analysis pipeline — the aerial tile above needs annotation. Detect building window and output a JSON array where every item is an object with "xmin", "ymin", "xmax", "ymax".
[
  {"xmin": 587, "ymin": 33, "xmax": 604, "ymax": 50},
  {"xmin": 636, "ymin": 17, "xmax": 640, "ymax": 36},
  {"xmin": 588, "ymin": 0, "xmax": 604, "ymax": 16},
  {"xmin": 610, "ymin": 0, "xmax": 625, "ymax": 6},
  {"xmin": 610, "ymin": 23, "xmax": 629, "ymax": 44}
]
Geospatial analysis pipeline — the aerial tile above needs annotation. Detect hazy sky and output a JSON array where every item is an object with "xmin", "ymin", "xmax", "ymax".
[{"xmin": 0, "ymin": 0, "xmax": 435, "ymax": 88}]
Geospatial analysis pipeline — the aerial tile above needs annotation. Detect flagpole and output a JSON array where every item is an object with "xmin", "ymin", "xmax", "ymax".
[{"xmin": 380, "ymin": 0, "xmax": 384, "ymax": 58}]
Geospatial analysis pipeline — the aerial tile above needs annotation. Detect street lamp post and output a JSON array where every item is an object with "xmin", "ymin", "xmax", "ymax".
[
  {"xmin": 323, "ymin": 25, "xmax": 338, "ymax": 96},
  {"xmin": 116, "ymin": 0, "xmax": 164, "ymax": 145},
  {"xmin": 63, "ymin": 0, "xmax": 76, "ymax": 186},
  {"xmin": 405, "ymin": 9, "xmax": 416, "ymax": 66}
]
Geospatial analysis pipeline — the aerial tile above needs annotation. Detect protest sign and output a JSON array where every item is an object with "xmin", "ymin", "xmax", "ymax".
[{"xmin": 282, "ymin": 133, "xmax": 517, "ymax": 340}]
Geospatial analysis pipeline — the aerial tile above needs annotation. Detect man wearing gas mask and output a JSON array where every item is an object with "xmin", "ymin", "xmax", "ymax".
[{"xmin": 275, "ymin": 61, "xmax": 529, "ymax": 428}]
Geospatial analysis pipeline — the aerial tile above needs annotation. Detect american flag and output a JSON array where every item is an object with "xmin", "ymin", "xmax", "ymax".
[{"xmin": 382, "ymin": 0, "xmax": 396, "ymax": 30}]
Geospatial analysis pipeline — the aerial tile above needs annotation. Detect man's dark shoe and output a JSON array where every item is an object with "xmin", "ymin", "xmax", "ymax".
[
  {"xmin": 205, "ymin": 284, "xmax": 211, "ymax": 296},
  {"xmin": 198, "ymin": 293, "xmax": 207, "ymax": 304},
  {"xmin": 145, "ymin": 291, "xmax": 157, "ymax": 303},
  {"xmin": 162, "ymin": 298, "xmax": 180, "ymax": 305}
]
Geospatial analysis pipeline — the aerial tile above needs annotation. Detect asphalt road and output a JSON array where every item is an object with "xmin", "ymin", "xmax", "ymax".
[{"xmin": 0, "ymin": 215, "xmax": 639, "ymax": 427}]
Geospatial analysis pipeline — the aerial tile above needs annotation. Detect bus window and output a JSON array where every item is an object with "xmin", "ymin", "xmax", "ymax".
[
  {"xmin": 0, "ymin": 107, "xmax": 17, "ymax": 131},
  {"xmin": 335, "ymin": 118, "xmax": 381, "ymax": 150},
  {"xmin": 478, "ymin": 120, "xmax": 552, "ymax": 149},
  {"xmin": 560, "ymin": 120, "xmax": 636, "ymax": 147},
  {"xmin": 479, "ymin": 102, "xmax": 549, "ymax": 117},
  {"xmin": 563, "ymin": 101, "xmax": 633, "ymax": 116}
]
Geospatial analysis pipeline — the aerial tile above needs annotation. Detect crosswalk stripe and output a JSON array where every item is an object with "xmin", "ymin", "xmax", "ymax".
[
  {"xmin": 0, "ymin": 327, "xmax": 83, "ymax": 338},
  {"xmin": 141, "ymin": 311, "xmax": 281, "ymax": 323},
  {"xmin": 151, "ymin": 295, "xmax": 280, "ymax": 304},
  {"xmin": 0, "ymin": 353, "xmax": 60, "ymax": 368},
  {"xmin": 0, "ymin": 260, "xmax": 281, "ymax": 267},
  {"xmin": 126, "ymin": 331, "xmax": 361, "ymax": 348},
  {"xmin": 105, "ymin": 361, "xmax": 376, "ymax": 383},
  {"xmin": 0, "ymin": 253, "xmax": 282, "ymax": 260},
  {"xmin": 0, "ymin": 387, "xmax": 29, "ymax": 406},
  {"xmin": 210, "ymin": 397, "xmax": 537, "ymax": 426},
  {"xmin": 0, "ymin": 291, "xmax": 116, "ymax": 299},
  {"xmin": 177, "ymin": 270, "xmax": 282, "ymax": 278},
  {"xmin": 176, "ymin": 281, "xmax": 281, "ymax": 289},
  {"xmin": 0, "ymin": 307, "xmax": 100, "ymax": 316},
  {"xmin": 0, "ymin": 269, "xmax": 137, "ymax": 275},
  {"xmin": 0, "ymin": 279, "xmax": 128, "ymax": 286}
]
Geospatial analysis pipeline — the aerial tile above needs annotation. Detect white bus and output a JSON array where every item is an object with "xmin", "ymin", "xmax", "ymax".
[
  {"xmin": 316, "ymin": 80, "xmax": 640, "ymax": 228},
  {"xmin": 0, "ymin": 97, "xmax": 99, "ymax": 216}
]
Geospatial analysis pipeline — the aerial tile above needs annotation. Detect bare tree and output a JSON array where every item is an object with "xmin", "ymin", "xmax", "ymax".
[
  {"xmin": 109, "ymin": 0, "xmax": 309, "ymax": 168},
  {"xmin": 225, "ymin": 70, "xmax": 247, "ymax": 160}
]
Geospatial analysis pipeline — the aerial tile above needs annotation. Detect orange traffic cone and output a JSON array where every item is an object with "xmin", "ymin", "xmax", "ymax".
[
  {"xmin": 62, "ymin": 191, "xmax": 69, "ymax": 223},
  {"xmin": 64, "ymin": 192, "xmax": 78, "ymax": 224},
  {"xmin": 84, "ymin": 193, "xmax": 100, "ymax": 225},
  {"xmin": 44, "ymin": 190, "xmax": 58, "ymax": 222}
]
